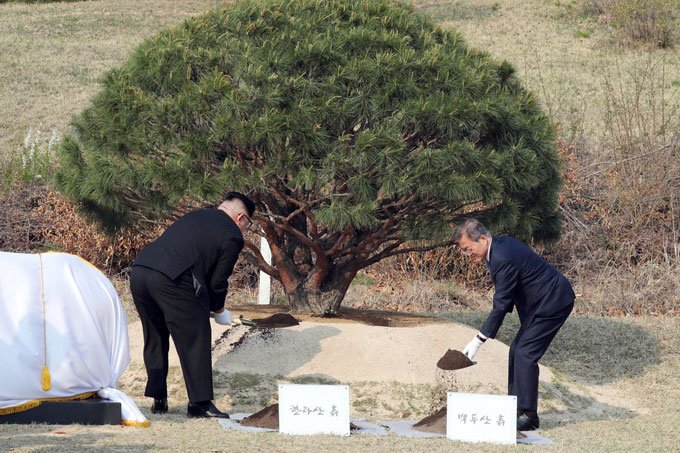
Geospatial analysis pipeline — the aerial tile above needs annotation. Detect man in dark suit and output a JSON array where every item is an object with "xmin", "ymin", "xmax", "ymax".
[
  {"xmin": 455, "ymin": 219, "xmax": 574, "ymax": 431},
  {"xmin": 130, "ymin": 191, "xmax": 255, "ymax": 418}
]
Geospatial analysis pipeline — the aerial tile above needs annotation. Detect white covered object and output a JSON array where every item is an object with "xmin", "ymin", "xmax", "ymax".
[{"xmin": 0, "ymin": 252, "xmax": 148, "ymax": 427}]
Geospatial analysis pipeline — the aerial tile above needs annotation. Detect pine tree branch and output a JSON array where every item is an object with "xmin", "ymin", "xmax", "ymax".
[
  {"xmin": 361, "ymin": 237, "xmax": 459, "ymax": 269},
  {"xmin": 325, "ymin": 224, "xmax": 354, "ymax": 257},
  {"xmin": 258, "ymin": 204, "xmax": 329, "ymax": 279}
]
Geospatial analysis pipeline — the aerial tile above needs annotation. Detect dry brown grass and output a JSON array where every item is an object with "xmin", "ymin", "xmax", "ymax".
[
  {"xmin": 0, "ymin": 0, "xmax": 225, "ymax": 155},
  {"xmin": 0, "ymin": 0, "xmax": 678, "ymax": 315},
  {"xmin": 1, "ymin": 316, "xmax": 680, "ymax": 451},
  {"xmin": 2, "ymin": 2, "xmax": 680, "ymax": 451},
  {"xmin": 0, "ymin": 183, "xmax": 166, "ymax": 274},
  {"xmin": 414, "ymin": 0, "xmax": 680, "ymax": 316}
]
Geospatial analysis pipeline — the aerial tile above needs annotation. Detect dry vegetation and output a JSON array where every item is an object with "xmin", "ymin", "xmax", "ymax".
[
  {"xmin": 1, "ymin": 0, "xmax": 679, "ymax": 449},
  {"xmin": 1, "ymin": 0, "xmax": 678, "ymax": 316},
  {"xmin": 3, "ymin": 0, "xmax": 676, "ymax": 316}
]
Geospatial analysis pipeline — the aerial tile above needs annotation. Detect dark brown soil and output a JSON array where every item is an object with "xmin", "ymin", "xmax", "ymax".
[
  {"xmin": 250, "ymin": 313, "xmax": 300, "ymax": 328},
  {"xmin": 238, "ymin": 403, "xmax": 359, "ymax": 431},
  {"xmin": 413, "ymin": 406, "xmax": 446, "ymax": 434},
  {"xmin": 229, "ymin": 305, "xmax": 450, "ymax": 328},
  {"xmin": 436, "ymin": 349, "xmax": 475, "ymax": 370},
  {"xmin": 239, "ymin": 403, "xmax": 279, "ymax": 429},
  {"xmin": 414, "ymin": 406, "xmax": 524, "ymax": 437}
]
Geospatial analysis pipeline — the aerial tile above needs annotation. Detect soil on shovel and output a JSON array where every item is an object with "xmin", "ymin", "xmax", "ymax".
[
  {"xmin": 413, "ymin": 406, "xmax": 447, "ymax": 434},
  {"xmin": 251, "ymin": 313, "xmax": 300, "ymax": 328},
  {"xmin": 239, "ymin": 403, "xmax": 280, "ymax": 429},
  {"xmin": 436, "ymin": 349, "xmax": 475, "ymax": 371}
]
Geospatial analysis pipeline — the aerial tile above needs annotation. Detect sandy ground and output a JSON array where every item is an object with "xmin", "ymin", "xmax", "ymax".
[
  {"xmin": 121, "ymin": 305, "xmax": 649, "ymax": 429},
  {"xmin": 1, "ymin": 306, "xmax": 650, "ymax": 453},
  {"xmin": 129, "ymin": 315, "xmax": 544, "ymax": 387},
  {"xmin": 125, "ymin": 307, "xmax": 559, "ymax": 417},
  {"xmin": 210, "ymin": 321, "xmax": 548, "ymax": 388}
]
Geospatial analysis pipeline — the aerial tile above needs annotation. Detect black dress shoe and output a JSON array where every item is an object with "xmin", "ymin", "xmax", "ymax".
[
  {"xmin": 517, "ymin": 413, "xmax": 540, "ymax": 431},
  {"xmin": 151, "ymin": 398, "xmax": 168, "ymax": 414},
  {"xmin": 187, "ymin": 401, "xmax": 230, "ymax": 419}
]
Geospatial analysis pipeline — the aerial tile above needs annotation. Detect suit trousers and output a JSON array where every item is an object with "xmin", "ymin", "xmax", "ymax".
[
  {"xmin": 508, "ymin": 303, "xmax": 573, "ymax": 412},
  {"xmin": 130, "ymin": 265, "xmax": 213, "ymax": 403}
]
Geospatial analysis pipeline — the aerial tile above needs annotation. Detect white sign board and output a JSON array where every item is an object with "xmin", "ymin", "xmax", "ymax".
[
  {"xmin": 278, "ymin": 384, "xmax": 350, "ymax": 436},
  {"xmin": 447, "ymin": 392, "xmax": 516, "ymax": 445}
]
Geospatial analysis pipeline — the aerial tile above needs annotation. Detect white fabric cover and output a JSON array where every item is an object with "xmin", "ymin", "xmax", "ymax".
[{"xmin": 0, "ymin": 252, "xmax": 147, "ymax": 426}]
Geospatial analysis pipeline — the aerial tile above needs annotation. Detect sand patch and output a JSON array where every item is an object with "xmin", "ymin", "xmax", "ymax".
[
  {"xmin": 212, "ymin": 320, "xmax": 524, "ymax": 387},
  {"xmin": 123, "ymin": 308, "xmax": 638, "ymax": 424}
]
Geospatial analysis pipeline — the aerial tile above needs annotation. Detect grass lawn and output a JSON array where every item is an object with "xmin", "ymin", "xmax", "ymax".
[{"xmin": 1, "ymin": 314, "xmax": 679, "ymax": 451}]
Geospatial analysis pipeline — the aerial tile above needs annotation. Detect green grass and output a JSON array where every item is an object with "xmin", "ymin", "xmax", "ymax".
[{"xmin": 574, "ymin": 28, "xmax": 591, "ymax": 38}]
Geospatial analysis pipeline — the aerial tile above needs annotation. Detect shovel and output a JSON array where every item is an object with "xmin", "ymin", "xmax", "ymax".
[{"xmin": 233, "ymin": 316, "xmax": 257, "ymax": 327}]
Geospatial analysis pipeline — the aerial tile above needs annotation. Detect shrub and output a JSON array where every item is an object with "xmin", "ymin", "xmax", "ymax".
[{"xmin": 588, "ymin": 0, "xmax": 679, "ymax": 48}]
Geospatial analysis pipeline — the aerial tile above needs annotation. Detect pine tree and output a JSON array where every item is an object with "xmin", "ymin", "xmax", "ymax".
[{"xmin": 55, "ymin": 0, "xmax": 563, "ymax": 313}]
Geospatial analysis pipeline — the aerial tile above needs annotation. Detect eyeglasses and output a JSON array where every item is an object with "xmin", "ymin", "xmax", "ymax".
[{"xmin": 240, "ymin": 213, "xmax": 253, "ymax": 230}]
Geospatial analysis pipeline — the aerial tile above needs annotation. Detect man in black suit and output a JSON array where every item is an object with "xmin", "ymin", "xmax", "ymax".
[
  {"xmin": 455, "ymin": 219, "xmax": 574, "ymax": 431},
  {"xmin": 130, "ymin": 191, "xmax": 255, "ymax": 418}
]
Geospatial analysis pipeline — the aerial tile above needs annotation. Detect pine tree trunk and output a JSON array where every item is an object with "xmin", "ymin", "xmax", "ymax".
[{"xmin": 283, "ymin": 271, "xmax": 356, "ymax": 314}]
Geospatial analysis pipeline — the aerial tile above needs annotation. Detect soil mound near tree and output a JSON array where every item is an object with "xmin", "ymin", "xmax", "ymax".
[
  {"xmin": 250, "ymin": 313, "xmax": 300, "ymax": 328},
  {"xmin": 239, "ymin": 403, "xmax": 279, "ymax": 429},
  {"xmin": 212, "ymin": 319, "xmax": 535, "ymax": 389},
  {"xmin": 436, "ymin": 349, "xmax": 475, "ymax": 370},
  {"xmin": 127, "ymin": 307, "xmax": 559, "ymax": 420}
]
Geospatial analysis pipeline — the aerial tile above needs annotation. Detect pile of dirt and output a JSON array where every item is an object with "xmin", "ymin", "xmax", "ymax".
[
  {"xmin": 250, "ymin": 313, "xmax": 300, "ymax": 328},
  {"xmin": 413, "ymin": 406, "xmax": 446, "ymax": 434},
  {"xmin": 212, "ymin": 321, "xmax": 516, "ymax": 388},
  {"xmin": 239, "ymin": 403, "xmax": 279, "ymax": 429},
  {"xmin": 238, "ymin": 403, "xmax": 361, "ymax": 431},
  {"xmin": 230, "ymin": 305, "xmax": 451, "ymax": 327},
  {"xmin": 436, "ymin": 349, "xmax": 475, "ymax": 371}
]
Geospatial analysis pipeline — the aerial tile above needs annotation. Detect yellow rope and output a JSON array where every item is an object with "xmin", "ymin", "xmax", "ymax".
[
  {"xmin": 38, "ymin": 253, "xmax": 51, "ymax": 391},
  {"xmin": 122, "ymin": 420, "xmax": 151, "ymax": 428},
  {"xmin": 0, "ymin": 392, "xmax": 96, "ymax": 416}
]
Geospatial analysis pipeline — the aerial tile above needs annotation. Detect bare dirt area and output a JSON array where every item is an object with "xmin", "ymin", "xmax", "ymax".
[
  {"xmin": 122, "ymin": 304, "xmax": 643, "ymax": 426},
  {"xmin": 2, "ymin": 308, "xmax": 670, "ymax": 452}
]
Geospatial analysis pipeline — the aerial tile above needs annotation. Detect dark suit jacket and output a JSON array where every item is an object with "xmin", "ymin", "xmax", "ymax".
[
  {"xmin": 134, "ymin": 208, "xmax": 244, "ymax": 311},
  {"xmin": 480, "ymin": 236, "xmax": 575, "ymax": 339}
]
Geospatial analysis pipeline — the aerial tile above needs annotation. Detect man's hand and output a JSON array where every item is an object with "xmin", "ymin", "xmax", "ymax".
[
  {"xmin": 213, "ymin": 309, "xmax": 232, "ymax": 325},
  {"xmin": 463, "ymin": 333, "xmax": 487, "ymax": 360}
]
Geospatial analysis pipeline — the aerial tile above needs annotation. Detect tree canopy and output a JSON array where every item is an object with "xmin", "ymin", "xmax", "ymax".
[{"xmin": 55, "ymin": 0, "xmax": 563, "ymax": 312}]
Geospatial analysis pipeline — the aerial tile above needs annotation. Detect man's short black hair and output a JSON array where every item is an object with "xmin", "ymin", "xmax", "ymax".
[{"xmin": 225, "ymin": 191, "xmax": 256, "ymax": 217}]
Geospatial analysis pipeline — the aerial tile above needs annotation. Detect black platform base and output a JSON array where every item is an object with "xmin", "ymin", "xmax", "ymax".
[{"xmin": 0, "ymin": 399, "xmax": 121, "ymax": 425}]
